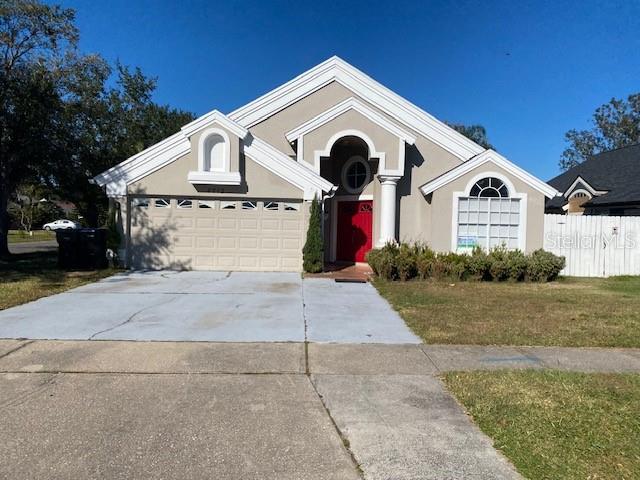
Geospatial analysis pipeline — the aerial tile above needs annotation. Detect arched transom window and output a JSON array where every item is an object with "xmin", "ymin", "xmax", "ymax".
[
  {"xmin": 469, "ymin": 177, "xmax": 509, "ymax": 198},
  {"xmin": 456, "ymin": 175, "xmax": 522, "ymax": 251}
]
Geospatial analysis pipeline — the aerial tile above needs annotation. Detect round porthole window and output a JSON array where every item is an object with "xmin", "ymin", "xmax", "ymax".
[{"xmin": 341, "ymin": 156, "xmax": 371, "ymax": 194}]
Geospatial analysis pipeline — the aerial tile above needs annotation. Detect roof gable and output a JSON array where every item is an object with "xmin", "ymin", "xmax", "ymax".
[
  {"xmin": 284, "ymin": 97, "xmax": 416, "ymax": 145},
  {"xmin": 93, "ymin": 111, "xmax": 333, "ymax": 199},
  {"xmin": 420, "ymin": 150, "xmax": 559, "ymax": 198},
  {"xmin": 227, "ymin": 56, "xmax": 484, "ymax": 161}
]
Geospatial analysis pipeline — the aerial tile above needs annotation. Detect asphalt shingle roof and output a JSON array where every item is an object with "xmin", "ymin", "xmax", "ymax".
[{"xmin": 546, "ymin": 144, "xmax": 640, "ymax": 208}]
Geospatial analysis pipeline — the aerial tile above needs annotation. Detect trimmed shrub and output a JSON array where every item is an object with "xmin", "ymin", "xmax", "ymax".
[
  {"xmin": 526, "ymin": 249, "xmax": 566, "ymax": 282},
  {"xmin": 466, "ymin": 247, "xmax": 491, "ymax": 281},
  {"xmin": 436, "ymin": 252, "xmax": 468, "ymax": 280},
  {"xmin": 366, "ymin": 242, "xmax": 565, "ymax": 283},
  {"xmin": 365, "ymin": 248, "xmax": 382, "ymax": 275},
  {"xmin": 396, "ymin": 243, "xmax": 419, "ymax": 281},
  {"xmin": 487, "ymin": 246, "xmax": 510, "ymax": 281},
  {"xmin": 416, "ymin": 247, "xmax": 437, "ymax": 279},
  {"xmin": 506, "ymin": 250, "xmax": 528, "ymax": 281},
  {"xmin": 303, "ymin": 197, "xmax": 324, "ymax": 273}
]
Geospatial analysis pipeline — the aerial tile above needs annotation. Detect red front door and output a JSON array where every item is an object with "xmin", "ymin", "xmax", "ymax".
[{"xmin": 337, "ymin": 200, "xmax": 373, "ymax": 262}]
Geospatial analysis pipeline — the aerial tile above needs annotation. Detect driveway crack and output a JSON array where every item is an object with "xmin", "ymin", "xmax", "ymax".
[
  {"xmin": 88, "ymin": 296, "xmax": 178, "ymax": 340},
  {"xmin": 307, "ymin": 375, "xmax": 364, "ymax": 479}
]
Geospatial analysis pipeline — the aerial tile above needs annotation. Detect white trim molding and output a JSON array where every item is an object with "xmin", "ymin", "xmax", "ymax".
[
  {"xmin": 93, "ymin": 109, "xmax": 334, "ymax": 199},
  {"xmin": 562, "ymin": 175, "xmax": 608, "ymax": 198},
  {"xmin": 197, "ymin": 127, "xmax": 230, "ymax": 172},
  {"xmin": 187, "ymin": 171, "xmax": 241, "ymax": 185},
  {"xmin": 312, "ymin": 128, "xmax": 387, "ymax": 175},
  {"xmin": 228, "ymin": 56, "xmax": 484, "ymax": 161},
  {"xmin": 420, "ymin": 149, "xmax": 560, "ymax": 199},
  {"xmin": 285, "ymin": 96, "xmax": 416, "ymax": 145},
  {"xmin": 243, "ymin": 135, "xmax": 335, "ymax": 200},
  {"xmin": 181, "ymin": 109, "xmax": 248, "ymax": 139},
  {"xmin": 341, "ymin": 155, "xmax": 371, "ymax": 194}
]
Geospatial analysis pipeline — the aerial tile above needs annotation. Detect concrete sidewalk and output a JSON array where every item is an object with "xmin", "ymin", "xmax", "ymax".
[{"xmin": 1, "ymin": 340, "xmax": 638, "ymax": 480}]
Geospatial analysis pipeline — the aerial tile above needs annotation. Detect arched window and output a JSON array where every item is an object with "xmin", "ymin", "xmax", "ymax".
[
  {"xmin": 456, "ymin": 175, "xmax": 522, "ymax": 251},
  {"xmin": 469, "ymin": 177, "xmax": 509, "ymax": 198}
]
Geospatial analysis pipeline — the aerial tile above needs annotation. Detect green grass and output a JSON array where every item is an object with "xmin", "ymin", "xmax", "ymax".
[
  {"xmin": 444, "ymin": 371, "xmax": 640, "ymax": 480},
  {"xmin": 0, "ymin": 252, "xmax": 116, "ymax": 310},
  {"xmin": 8, "ymin": 229, "xmax": 56, "ymax": 243},
  {"xmin": 373, "ymin": 276, "xmax": 640, "ymax": 347}
]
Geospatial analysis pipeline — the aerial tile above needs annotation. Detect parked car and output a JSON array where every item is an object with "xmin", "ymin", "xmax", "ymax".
[{"xmin": 42, "ymin": 219, "xmax": 80, "ymax": 231}]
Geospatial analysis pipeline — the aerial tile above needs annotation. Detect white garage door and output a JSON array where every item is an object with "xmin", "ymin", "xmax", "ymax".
[{"xmin": 128, "ymin": 197, "xmax": 307, "ymax": 271}]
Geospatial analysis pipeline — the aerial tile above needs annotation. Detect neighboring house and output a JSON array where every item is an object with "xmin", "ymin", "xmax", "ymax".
[
  {"xmin": 546, "ymin": 144, "xmax": 640, "ymax": 216},
  {"xmin": 94, "ymin": 57, "xmax": 558, "ymax": 271}
]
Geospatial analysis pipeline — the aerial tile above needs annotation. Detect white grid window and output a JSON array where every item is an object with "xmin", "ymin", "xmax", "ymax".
[
  {"xmin": 198, "ymin": 200, "xmax": 215, "ymax": 209},
  {"xmin": 457, "ymin": 177, "xmax": 520, "ymax": 251},
  {"xmin": 133, "ymin": 198, "xmax": 149, "ymax": 208},
  {"xmin": 154, "ymin": 198, "xmax": 170, "ymax": 208},
  {"xmin": 177, "ymin": 198, "xmax": 193, "ymax": 209},
  {"xmin": 220, "ymin": 201, "xmax": 236, "ymax": 210},
  {"xmin": 264, "ymin": 201, "xmax": 279, "ymax": 211}
]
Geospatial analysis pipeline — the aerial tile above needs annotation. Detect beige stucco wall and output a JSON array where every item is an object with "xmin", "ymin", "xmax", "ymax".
[
  {"xmin": 248, "ymin": 80, "xmax": 464, "ymax": 247},
  {"xmin": 128, "ymin": 151, "xmax": 303, "ymax": 199},
  {"xmin": 302, "ymin": 108, "xmax": 402, "ymax": 171},
  {"xmin": 188, "ymin": 122, "xmax": 241, "ymax": 172},
  {"xmin": 428, "ymin": 162, "xmax": 546, "ymax": 253}
]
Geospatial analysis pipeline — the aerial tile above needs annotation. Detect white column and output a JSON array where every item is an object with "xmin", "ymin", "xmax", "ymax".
[{"xmin": 378, "ymin": 175, "xmax": 400, "ymax": 246}]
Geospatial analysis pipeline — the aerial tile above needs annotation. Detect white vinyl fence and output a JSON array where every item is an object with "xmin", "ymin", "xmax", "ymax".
[{"xmin": 543, "ymin": 214, "xmax": 640, "ymax": 277}]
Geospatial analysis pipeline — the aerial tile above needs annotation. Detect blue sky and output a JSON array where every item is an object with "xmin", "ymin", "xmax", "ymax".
[{"xmin": 60, "ymin": 0, "xmax": 639, "ymax": 180}]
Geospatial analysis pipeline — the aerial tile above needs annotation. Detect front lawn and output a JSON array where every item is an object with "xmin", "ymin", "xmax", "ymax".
[
  {"xmin": 373, "ymin": 276, "xmax": 640, "ymax": 347},
  {"xmin": 444, "ymin": 371, "xmax": 640, "ymax": 480},
  {"xmin": 8, "ymin": 229, "xmax": 56, "ymax": 243},
  {"xmin": 0, "ymin": 252, "xmax": 116, "ymax": 310}
]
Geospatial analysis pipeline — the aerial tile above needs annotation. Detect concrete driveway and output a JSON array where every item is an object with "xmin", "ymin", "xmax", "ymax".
[{"xmin": 0, "ymin": 271, "xmax": 420, "ymax": 343}]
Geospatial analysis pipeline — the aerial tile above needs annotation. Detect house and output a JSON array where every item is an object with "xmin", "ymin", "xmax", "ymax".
[
  {"xmin": 94, "ymin": 57, "xmax": 558, "ymax": 271},
  {"xmin": 546, "ymin": 144, "xmax": 640, "ymax": 216}
]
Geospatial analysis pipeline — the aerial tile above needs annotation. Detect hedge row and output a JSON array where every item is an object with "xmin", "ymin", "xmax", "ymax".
[{"xmin": 366, "ymin": 243, "xmax": 566, "ymax": 282}]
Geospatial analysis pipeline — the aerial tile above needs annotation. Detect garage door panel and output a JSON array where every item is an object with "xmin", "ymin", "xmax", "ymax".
[
  {"xmin": 129, "ymin": 197, "xmax": 305, "ymax": 271},
  {"xmin": 218, "ymin": 237, "xmax": 237, "ymax": 249},
  {"xmin": 196, "ymin": 218, "xmax": 216, "ymax": 228},
  {"xmin": 239, "ymin": 237, "xmax": 258, "ymax": 249},
  {"xmin": 261, "ymin": 219, "xmax": 280, "ymax": 231},
  {"xmin": 261, "ymin": 238, "xmax": 280, "ymax": 250},
  {"xmin": 218, "ymin": 218, "xmax": 238, "ymax": 230}
]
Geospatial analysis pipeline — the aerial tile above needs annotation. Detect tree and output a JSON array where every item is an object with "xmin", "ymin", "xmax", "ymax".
[
  {"xmin": 8, "ymin": 184, "xmax": 41, "ymax": 233},
  {"xmin": 0, "ymin": 0, "xmax": 77, "ymax": 256},
  {"xmin": 560, "ymin": 93, "xmax": 640, "ymax": 170},
  {"xmin": 0, "ymin": 0, "xmax": 195, "ymax": 256},
  {"xmin": 447, "ymin": 123, "xmax": 494, "ymax": 150},
  {"xmin": 303, "ymin": 197, "xmax": 323, "ymax": 273},
  {"xmin": 56, "ymin": 61, "xmax": 194, "ymax": 226}
]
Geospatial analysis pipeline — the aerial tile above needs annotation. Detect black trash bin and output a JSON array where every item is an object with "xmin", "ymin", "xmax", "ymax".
[
  {"xmin": 56, "ymin": 228, "xmax": 108, "ymax": 270},
  {"xmin": 56, "ymin": 229, "xmax": 80, "ymax": 269},
  {"xmin": 79, "ymin": 228, "xmax": 108, "ymax": 269}
]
